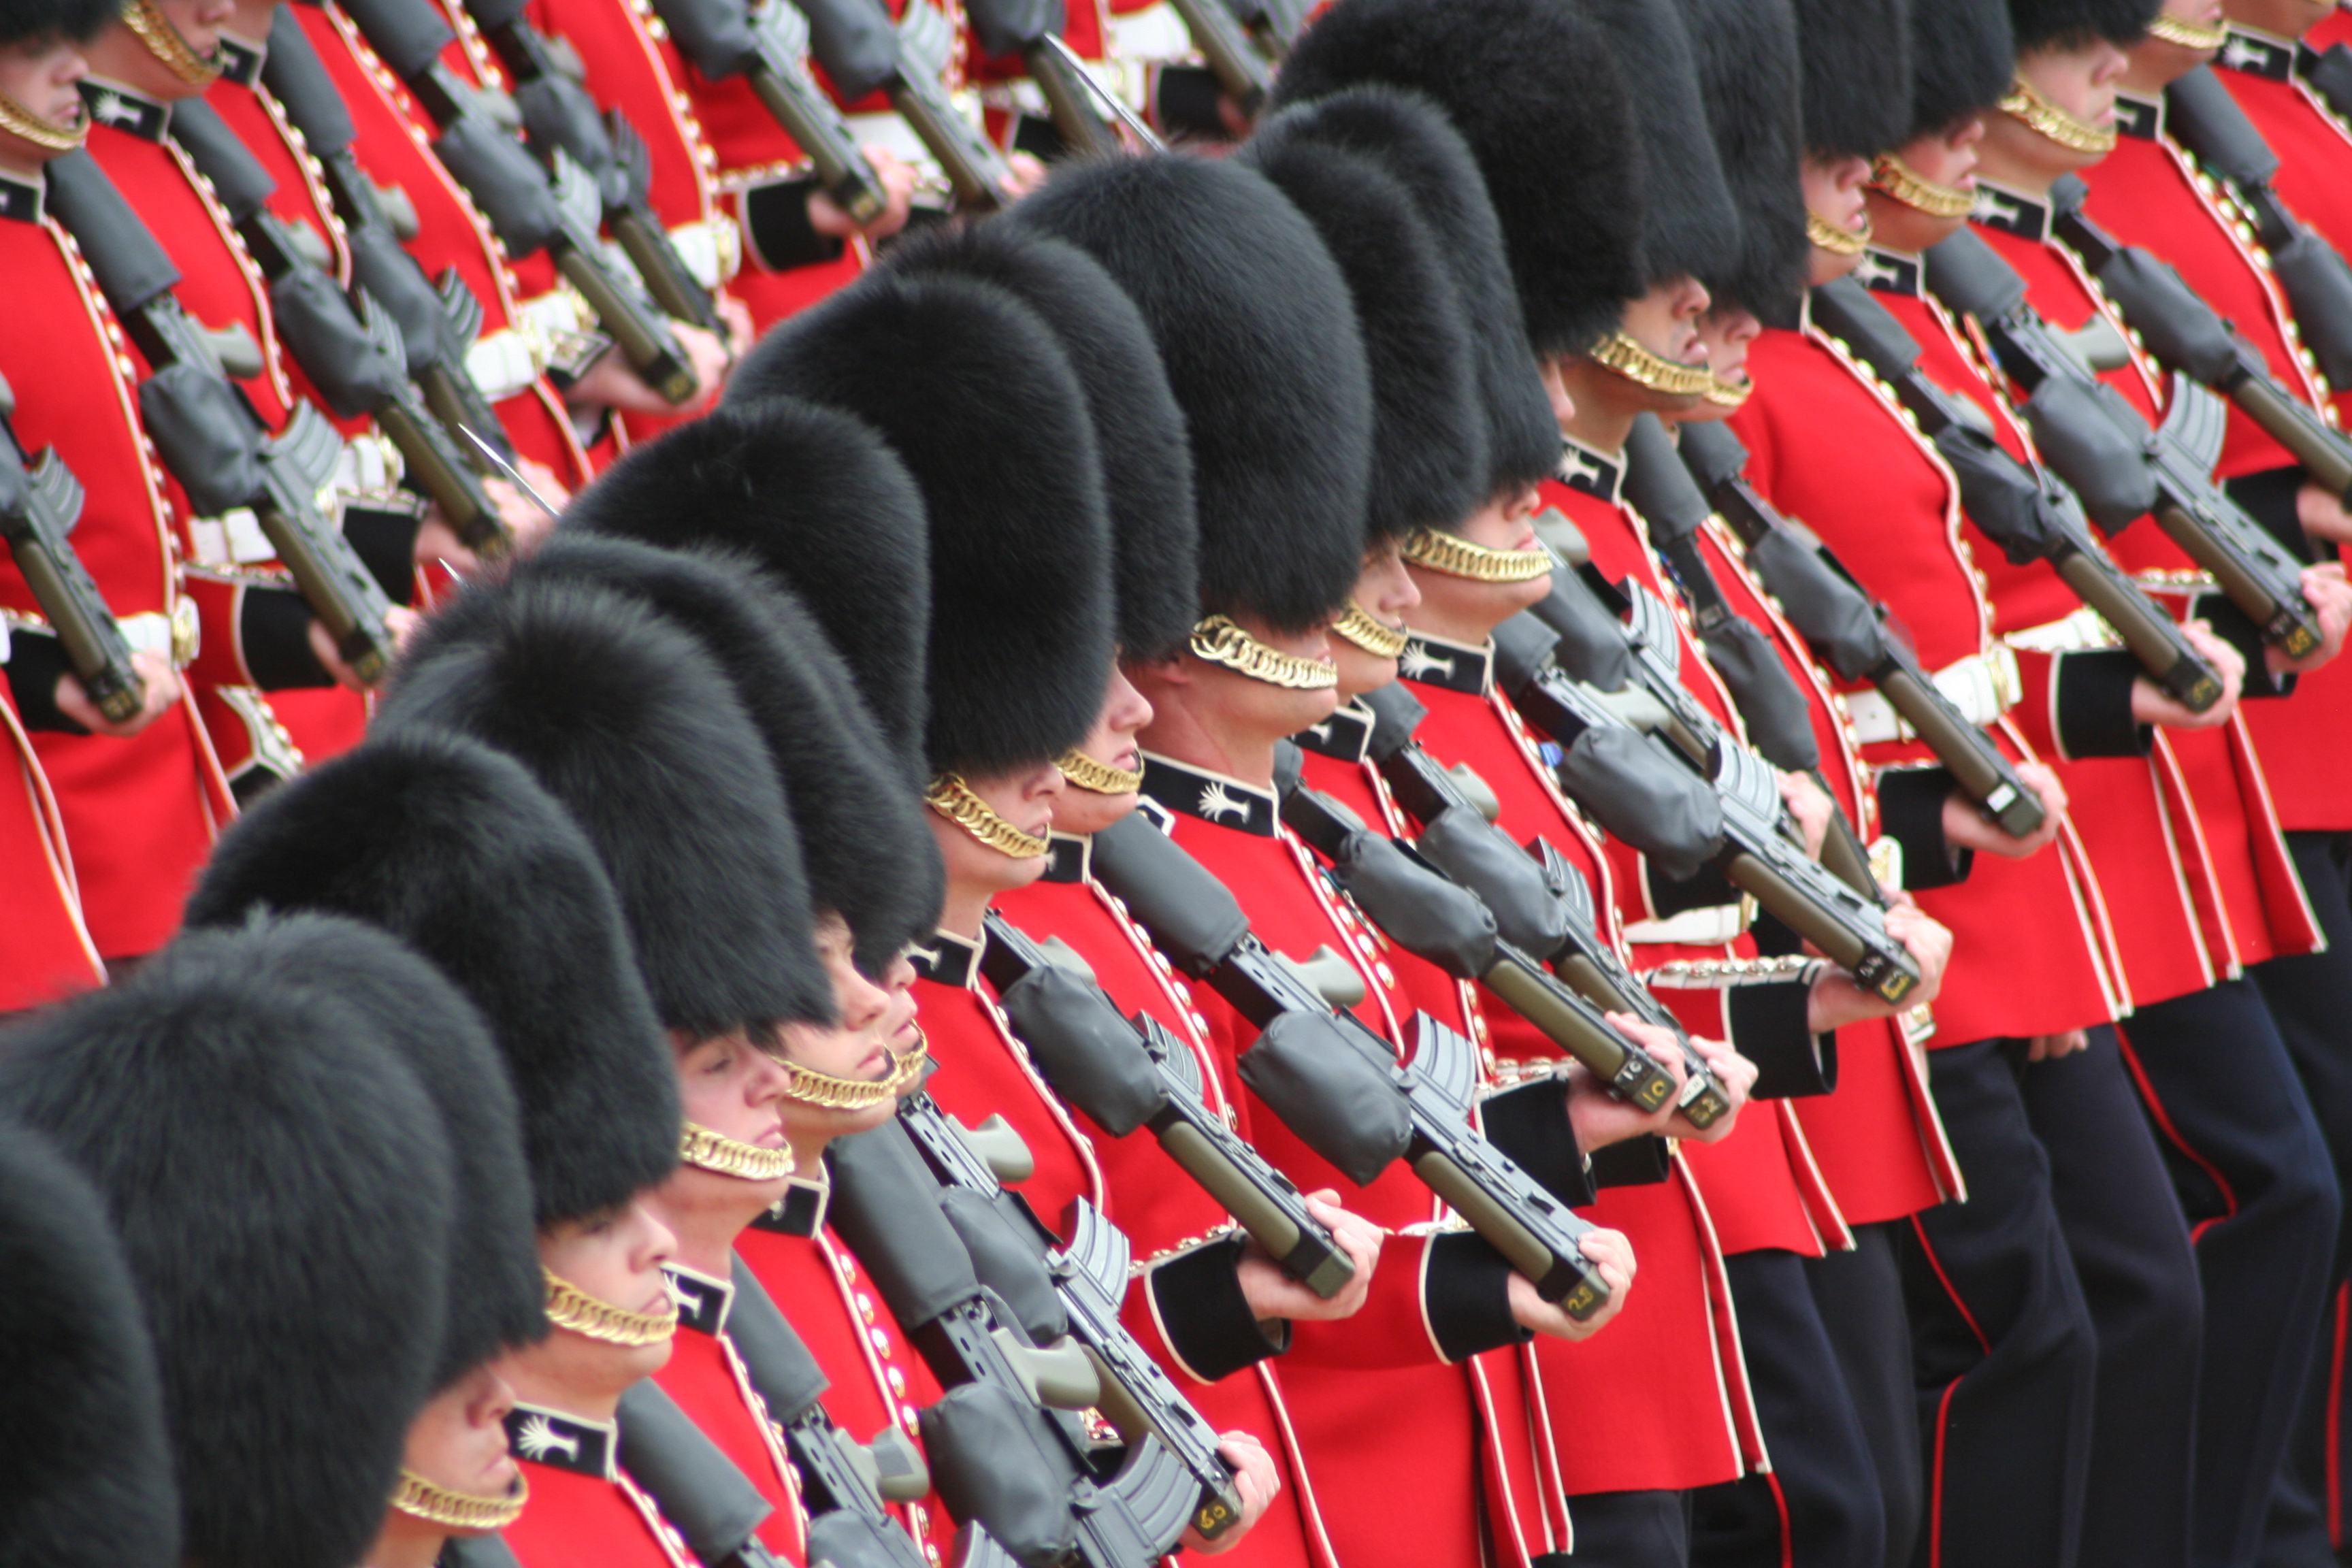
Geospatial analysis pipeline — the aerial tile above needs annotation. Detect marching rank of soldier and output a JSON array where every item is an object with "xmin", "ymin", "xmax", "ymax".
[{"xmin": 13, "ymin": 0, "xmax": 2352, "ymax": 1564}]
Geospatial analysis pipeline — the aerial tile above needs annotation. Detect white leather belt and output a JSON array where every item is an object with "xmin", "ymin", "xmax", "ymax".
[
  {"xmin": 1844, "ymin": 646, "xmax": 2020, "ymax": 745},
  {"xmin": 2004, "ymin": 604, "xmax": 2122, "ymax": 656},
  {"xmin": 188, "ymin": 439, "xmax": 414, "ymax": 570},
  {"xmin": 1, "ymin": 601, "xmax": 197, "ymax": 668},
  {"xmin": 1624, "ymin": 901, "xmax": 1752, "ymax": 946},
  {"xmin": 660, "ymin": 215, "xmax": 741, "ymax": 291}
]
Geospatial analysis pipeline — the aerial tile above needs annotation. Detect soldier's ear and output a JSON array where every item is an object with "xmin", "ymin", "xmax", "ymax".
[
  {"xmin": 1539, "ymin": 357, "xmax": 1577, "ymax": 427},
  {"xmin": 1122, "ymin": 650, "xmax": 1194, "ymax": 687}
]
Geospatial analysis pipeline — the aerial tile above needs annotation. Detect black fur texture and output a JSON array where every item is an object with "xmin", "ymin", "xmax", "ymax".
[
  {"xmin": 1584, "ymin": 0, "xmax": 1742, "ymax": 290},
  {"xmin": 182, "ymin": 729, "xmax": 676, "ymax": 1229},
  {"xmin": 879, "ymin": 223, "xmax": 1200, "ymax": 662},
  {"xmin": 1012, "ymin": 154, "xmax": 1371, "ymax": 634},
  {"xmin": 0, "ymin": 0, "xmax": 116, "ymax": 44},
  {"xmin": 0, "ymin": 1124, "xmax": 177, "ymax": 1568},
  {"xmin": 382, "ymin": 574, "xmax": 836, "ymax": 1034},
  {"xmin": 1791, "ymin": 0, "xmax": 1914, "ymax": 158},
  {"xmin": 1909, "ymin": 0, "xmax": 2014, "ymax": 134},
  {"xmin": 732, "ymin": 272, "xmax": 1115, "ymax": 774},
  {"xmin": 1251, "ymin": 85, "xmax": 1559, "ymax": 500},
  {"xmin": 1242, "ymin": 112, "xmax": 1486, "ymax": 544},
  {"xmin": 2007, "ymin": 0, "xmax": 2158, "ymax": 48},
  {"xmin": 1272, "ymin": 0, "xmax": 1644, "ymax": 358},
  {"xmin": 1677, "ymin": 0, "xmax": 1810, "ymax": 325},
  {"xmin": 562, "ymin": 395, "xmax": 932, "ymax": 787},
  {"xmin": 515, "ymin": 535, "xmax": 943, "ymax": 972},
  {"xmin": 0, "ymin": 919, "xmax": 455, "ymax": 1568}
]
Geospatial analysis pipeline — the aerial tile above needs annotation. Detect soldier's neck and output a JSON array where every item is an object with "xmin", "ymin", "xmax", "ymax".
[
  {"xmin": 1555, "ymin": 377, "xmax": 1638, "ymax": 458},
  {"xmin": 500, "ymin": 1349, "xmax": 625, "ymax": 1426},
  {"xmin": 664, "ymin": 1208, "xmax": 754, "ymax": 1281},
  {"xmin": 361, "ymin": 1518, "xmax": 446, "ymax": 1568},
  {"xmin": 1134, "ymin": 704, "xmax": 1279, "ymax": 789}
]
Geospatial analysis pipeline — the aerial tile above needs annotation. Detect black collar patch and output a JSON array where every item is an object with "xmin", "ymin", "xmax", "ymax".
[
  {"xmin": 0, "ymin": 171, "xmax": 42, "ymax": 225},
  {"xmin": 1855, "ymin": 246, "xmax": 1922, "ymax": 297},
  {"xmin": 2219, "ymin": 25, "xmax": 2297, "ymax": 80},
  {"xmin": 1970, "ymin": 180, "xmax": 2049, "ymax": 244},
  {"xmin": 1556, "ymin": 436, "xmax": 1624, "ymax": 504},
  {"xmin": 749, "ymin": 1175, "xmax": 829, "ymax": 1238},
  {"xmin": 1138, "ymin": 753, "xmax": 1279, "ymax": 837},
  {"xmin": 1041, "ymin": 832, "xmax": 1091, "ymax": 884},
  {"xmin": 1291, "ymin": 700, "xmax": 1373, "ymax": 762},
  {"xmin": 906, "ymin": 928, "xmax": 981, "ymax": 989},
  {"xmin": 662, "ymin": 1264, "xmax": 733, "ymax": 1335},
  {"xmin": 78, "ymin": 79, "xmax": 171, "ymax": 142},
  {"xmin": 2115, "ymin": 90, "xmax": 2163, "ymax": 140},
  {"xmin": 506, "ymin": 1404, "xmax": 617, "ymax": 1479},
  {"xmin": 215, "ymin": 31, "xmax": 265, "ymax": 84},
  {"xmin": 1396, "ymin": 632, "xmax": 1494, "ymax": 697}
]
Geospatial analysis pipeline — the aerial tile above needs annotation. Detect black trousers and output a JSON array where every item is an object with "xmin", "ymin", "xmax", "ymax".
[
  {"xmin": 1692, "ymin": 1249, "xmax": 1886, "ymax": 1568},
  {"xmin": 1810, "ymin": 1222, "xmax": 1924, "ymax": 1568},
  {"xmin": 2252, "ymin": 833, "xmax": 2352, "ymax": 1568},
  {"xmin": 1559, "ymin": 1490, "xmax": 1690, "ymax": 1568},
  {"xmin": 2119, "ymin": 979, "xmax": 2340, "ymax": 1568}
]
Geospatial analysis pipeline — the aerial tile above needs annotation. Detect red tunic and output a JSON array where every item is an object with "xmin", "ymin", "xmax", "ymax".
[
  {"xmin": 0, "ymin": 680, "xmax": 103, "ymax": 1007},
  {"xmin": 502, "ymin": 1405, "xmax": 705, "ymax": 1568},
  {"xmin": 652, "ymin": 1265, "xmax": 811, "ymax": 1561}
]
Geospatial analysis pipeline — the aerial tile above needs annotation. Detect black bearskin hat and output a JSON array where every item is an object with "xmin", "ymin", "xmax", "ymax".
[
  {"xmin": 514, "ymin": 534, "xmax": 943, "ymax": 973},
  {"xmin": 0, "ymin": 0, "xmax": 114, "ymax": 44},
  {"xmin": 1585, "ymin": 0, "xmax": 1742, "ymax": 290},
  {"xmin": 732, "ymin": 272, "xmax": 1115, "ymax": 774},
  {"xmin": 384, "ymin": 574, "xmax": 835, "ymax": 1033},
  {"xmin": 183, "ymin": 729, "xmax": 677, "ymax": 1230},
  {"xmin": 1248, "ymin": 85, "xmax": 1559, "ymax": 502},
  {"xmin": 2008, "ymin": 0, "xmax": 2157, "ymax": 49},
  {"xmin": 879, "ymin": 223, "xmax": 1200, "ymax": 662},
  {"xmin": 0, "ymin": 918, "xmax": 455, "ymax": 1568},
  {"xmin": 561, "ymin": 395, "xmax": 932, "ymax": 787},
  {"xmin": 1676, "ymin": 0, "xmax": 1810, "ymax": 325},
  {"xmin": 1791, "ymin": 0, "xmax": 1914, "ymax": 158},
  {"xmin": 1273, "ymin": 0, "xmax": 1644, "ymax": 359},
  {"xmin": 1909, "ymin": 0, "xmax": 2014, "ymax": 135},
  {"xmin": 0, "ymin": 1124, "xmax": 177, "ymax": 1568},
  {"xmin": 1013, "ymin": 154, "xmax": 1371, "ymax": 634},
  {"xmin": 1242, "ymin": 107, "xmax": 1487, "ymax": 546}
]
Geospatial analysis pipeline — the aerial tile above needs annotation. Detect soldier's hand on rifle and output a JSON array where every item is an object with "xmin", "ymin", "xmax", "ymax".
[
  {"xmin": 2134, "ymin": 619, "xmax": 2242, "ymax": 728},
  {"xmin": 1000, "ymin": 151, "xmax": 1048, "ymax": 203},
  {"xmin": 1236, "ymin": 1189, "xmax": 1383, "ymax": 1323},
  {"xmin": 1807, "ymin": 904, "xmax": 1953, "ymax": 1026},
  {"xmin": 1567, "ymin": 1036, "xmax": 1684, "ymax": 1150},
  {"xmin": 1776, "ymin": 768, "xmax": 1833, "ymax": 860},
  {"xmin": 2266, "ymin": 563, "xmax": 2352, "ymax": 677},
  {"xmin": 1182, "ymin": 1433, "xmax": 1279, "ymax": 1556},
  {"xmin": 564, "ymin": 322, "xmax": 732, "ymax": 416},
  {"xmin": 1942, "ymin": 761, "xmax": 2068, "ymax": 859},
  {"xmin": 308, "ymin": 605, "xmax": 418, "ymax": 690},
  {"xmin": 1671, "ymin": 1028, "xmax": 1756, "ymax": 1143},
  {"xmin": 1509, "ymin": 1226, "xmax": 1635, "ymax": 1341},
  {"xmin": 2027, "ymin": 1028, "xmax": 2088, "ymax": 1061},
  {"xmin": 2297, "ymin": 478, "xmax": 2352, "ymax": 544},
  {"xmin": 413, "ymin": 476, "xmax": 554, "ymax": 579},
  {"xmin": 808, "ymin": 145, "xmax": 917, "ymax": 242},
  {"xmin": 53, "ymin": 649, "xmax": 180, "ymax": 738}
]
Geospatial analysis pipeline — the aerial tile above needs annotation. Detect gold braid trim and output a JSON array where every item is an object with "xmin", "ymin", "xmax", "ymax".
[
  {"xmin": 1331, "ymin": 602, "xmax": 1410, "ymax": 657},
  {"xmin": 1807, "ymin": 210, "xmax": 1872, "ymax": 257},
  {"xmin": 1189, "ymin": 614, "xmax": 1339, "ymax": 689},
  {"xmin": 1703, "ymin": 374, "xmax": 1754, "ymax": 409},
  {"xmin": 1058, "ymin": 748, "xmax": 1143, "ymax": 795},
  {"xmin": 2150, "ymin": 14, "xmax": 2227, "ymax": 48},
  {"xmin": 0, "ymin": 87, "xmax": 84, "ymax": 149},
  {"xmin": 926, "ymin": 773, "xmax": 1050, "ymax": 859},
  {"xmin": 121, "ymin": 0, "xmax": 222, "ymax": 86},
  {"xmin": 542, "ymin": 1267, "xmax": 676, "ymax": 1348},
  {"xmin": 1869, "ymin": 153, "xmax": 1975, "ymax": 218},
  {"xmin": 680, "ymin": 1122, "xmax": 798, "ymax": 1181},
  {"xmin": 1589, "ymin": 330, "xmax": 1719, "ymax": 395},
  {"xmin": 1399, "ymin": 527, "xmax": 1556, "ymax": 583},
  {"xmin": 1998, "ymin": 74, "xmax": 2117, "ymax": 154},
  {"xmin": 392, "ymin": 1469, "xmax": 528, "ymax": 1531},
  {"xmin": 779, "ymin": 1032, "xmax": 930, "ymax": 1110}
]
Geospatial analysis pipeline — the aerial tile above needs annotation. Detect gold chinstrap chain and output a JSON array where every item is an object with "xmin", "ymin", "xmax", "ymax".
[
  {"xmin": 0, "ymin": 88, "xmax": 84, "ymax": 150},
  {"xmin": 1057, "ymin": 747, "xmax": 1143, "ymax": 795},
  {"xmin": 1590, "ymin": 329, "xmax": 1720, "ymax": 395},
  {"xmin": 1188, "ymin": 614, "xmax": 1340, "ymax": 689},
  {"xmin": 926, "ymin": 772, "xmax": 1051, "ymax": 859},
  {"xmin": 121, "ymin": 0, "xmax": 223, "ymax": 85},
  {"xmin": 1399, "ymin": 527, "xmax": 1557, "ymax": 583},
  {"xmin": 391, "ymin": 1469, "xmax": 528, "ymax": 1531},
  {"xmin": 1808, "ymin": 210, "xmax": 1872, "ymax": 257},
  {"xmin": 1331, "ymin": 602, "xmax": 1410, "ymax": 657},
  {"xmin": 542, "ymin": 1267, "xmax": 676, "ymax": 1348},
  {"xmin": 780, "ymin": 1032, "xmax": 929, "ymax": 1111},
  {"xmin": 1869, "ymin": 153, "xmax": 1975, "ymax": 218},
  {"xmin": 1999, "ymin": 74, "xmax": 2117, "ymax": 154}
]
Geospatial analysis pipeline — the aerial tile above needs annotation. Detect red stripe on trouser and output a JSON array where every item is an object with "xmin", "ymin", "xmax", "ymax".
[
  {"xmin": 2330, "ymin": 1283, "xmax": 2348, "ymax": 1547},
  {"xmin": 2111, "ymin": 1023, "xmax": 2241, "ymax": 1243},
  {"xmin": 1910, "ymin": 1215, "xmax": 1994, "ymax": 1355},
  {"xmin": 1929, "ymin": 1377, "xmax": 1963, "ymax": 1568},
  {"xmin": 1762, "ymin": 1469, "xmax": 1795, "ymax": 1568}
]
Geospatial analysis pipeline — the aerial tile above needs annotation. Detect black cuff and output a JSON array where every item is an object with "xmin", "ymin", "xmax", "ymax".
[
  {"xmin": 1145, "ymin": 1234, "xmax": 1286, "ymax": 1382},
  {"xmin": 740, "ymin": 177, "xmax": 847, "ymax": 274},
  {"xmin": 340, "ymin": 504, "xmax": 420, "ymax": 606},
  {"xmin": 1479, "ymin": 1077, "xmax": 1595, "ymax": 1209},
  {"xmin": 1643, "ymin": 853, "xmax": 1742, "ymax": 918},
  {"xmin": 1727, "ymin": 979, "xmax": 1836, "ymax": 1098},
  {"xmin": 1424, "ymin": 1230, "xmax": 1533, "ymax": 1362},
  {"xmin": 2191, "ymin": 591, "xmax": 2296, "ymax": 699},
  {"xmin": 1874, "ymin": 766, "xmax": 1970, "ymax": 890},
  {"xmin": 240, "ymin": 587, "xmax": 336, "ymax": 689},
  {"xmin": 3, "ymin": 631, "xmax": 84, "ymax": 733},
  {"xmin": 2224, "ymin": 465, "xmax": 2321, "ymax": 561},
  {"xmin": 2053, "ymin": 649, "xmax": 2153, "ymax": 760},
  {"xmin": 1150, "ymin": 65, "xmax": 1238, "ymax": 143},
  {"xmin": 1588, "ymin": 1135, "xmax": 1672, "ymax": 1188}
]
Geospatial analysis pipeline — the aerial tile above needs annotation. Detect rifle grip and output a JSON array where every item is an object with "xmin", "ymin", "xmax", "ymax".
[
  {"xmin": 2050, "ymin": 550, "xmax": 2225, "ymax": 711},
  {"xmin": 1872, "ymin": 664, "xmax": 2046, "ymax": 838},
  {"xmin": 1406, "ymin": 1148, "xmax": 1605, "ymax": 1317}
]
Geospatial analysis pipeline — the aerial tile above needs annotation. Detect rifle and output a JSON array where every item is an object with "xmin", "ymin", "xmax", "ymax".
[
  {"xmin": 461, "ymin": 0, "xmax": 728, "ymax": 337},
  {"xmin": 1808, "ymin": 272, "xmax": 2230, "ymax": 710},
  {"xmin": 1489, "ymin": 623, "xmax": 1923, "ymax": 1004},
  {"xmin": 616, "ymin": 1380, "xmax": 794, "ymax": 1568},
  {"xmin": 884, "ymin": 1086, "xmax": 1246, "ymax": 1543},
  {"xmin": 2166, "ymin": 63, "xmax": 2352, "ymax": 389},
  {"xmin": 1667, "ymin": 411, "xmax": 2046, "ymax": 837},
  {"xmin": 800, "ymin": 0, "xmax": 1015, "ymax": 212},
  {"xmin": 257, "ymin": 4, "xmax": 517, "ymax": 463},
  {"xmin": 975, "ymin": 911, "xmax": 1358, "ymax": 1296},
  {"xmin": 0, "ymin": 394, "xmax": 146, "ymax": 723},
  {"xmin": 963, "ymin": 0, "xmax": 1119, "ymax": 157},
  {"xmin": 721, "ymin": 1260, "xmax": 937, "ymax": 1568},
  {"xmin": 1923, "ymin": 225, "xmax": 2323, "ymax": 657},
  {"xmin": 824, "ymin": 1120, "xmax": 1203, "ymax": 1567},
  {"xmin": 1162, "ymin": 0, "xmax": 1269, "ymax": 118},
  {"xmin": 1085, "ymin": 812, "xmax": 1616, "ymax": 1313},
  {"xmin": 165, "ymin": 100, "xmax": 513, "ymax": 557},
  {"xmin": 2048, "ymin": 174, "xmax": 2352, "ymax": 504},
  {"xmin": 649, "ymin": 0, "xmax": 889, "ymax": 225},
  {"xmin": 337, "ymin": 0, "xmax": 704, "ymax": 404},
  {"xmin": 42, "ymin": 150, "xmax": 402, "ymax": 683}
]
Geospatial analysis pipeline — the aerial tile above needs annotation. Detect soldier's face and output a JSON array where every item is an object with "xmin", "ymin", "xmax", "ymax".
[
  {"xmin": 400, "ymin": 1365, "xmax": 521, "ymax": 1526},
  {"xmin": 1054, "ymin": 664, "xmax": 1154, "ymax": 836},
  {"xmin": 1614, "ymin": 277, "xmax": 1713, "ymax": 414},
  {"xmin": 2128, "ymin": 0, "xmax": 2225, "ymax": 88},
  {"xmin": 1982, "ymin": 38, "xmax": 2127, "ymax": 181},
  {"xmin": 770, "ymin": 914, "xmax": 903, "ymax": 1141},
  {"xmin": 670, "ymin": 1025, "xmax": 795, "ymax": 1209},
  {"xmin": 537, "ymin": 1200, "xmax": 677, "ymax": 1384},
  {"xmin": 0, "ymin": 34, "xmax": 86, "ymax": 167},
  {"xmin": 1679, "ymin": 308, "xmax": 1763, "ymax": 427},
  {"xmin": 1803, "ymin": 154, "xmax": 1874, "ymax": 284},
  {"xmin": 83, "ymin": 0, "xmax": 231, "ymax": 101},
  {"xmin": 2223, "ymin": 0, "xmax": 2332, "ymax": 38},
  {"xmin": 1865, "ymin": 120, "xmax": 1986, "ymax": 254},
  {"xmin": 930, "ymin": 762, "xmax": 1065, "ymax": 900},
  {"xmin": 1403, "ymin": 487, "xmax": 1552, "ymax": 645},
  {"xmin": 1330, "ymin": 544, "xmax": 1420, "ymax": 702}
]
